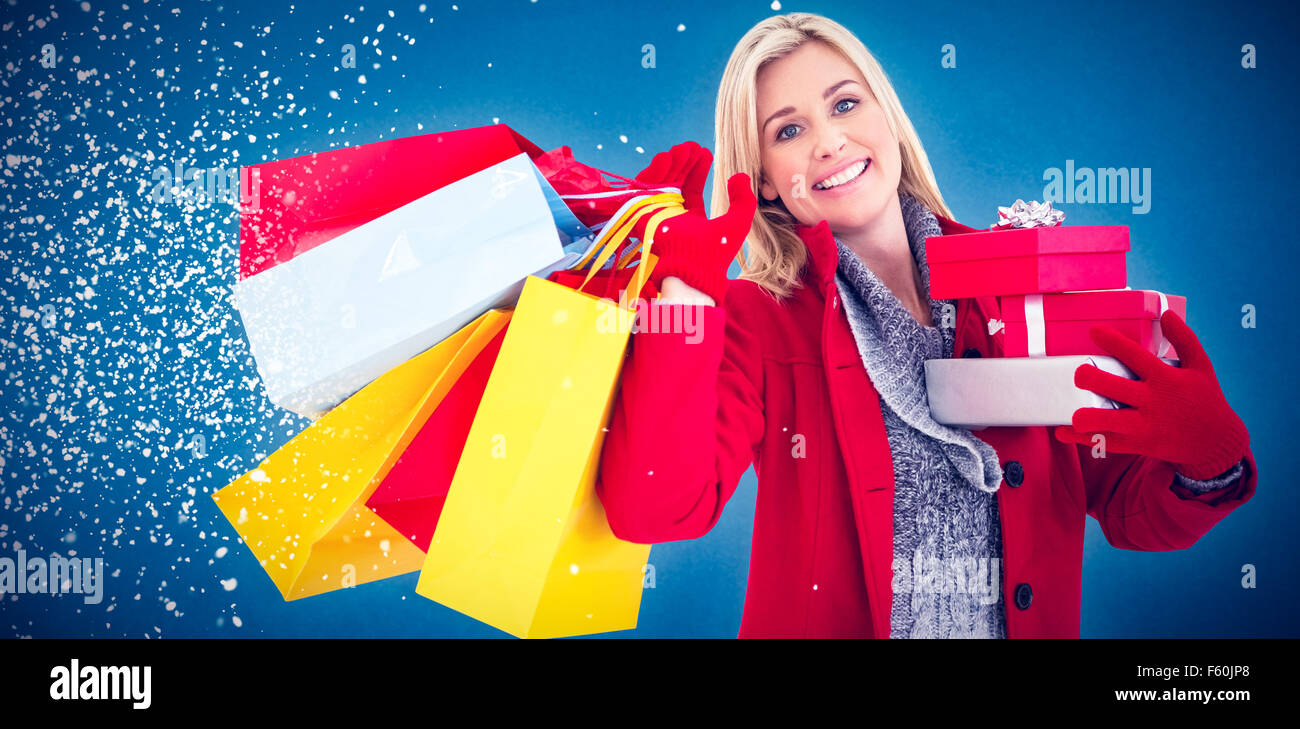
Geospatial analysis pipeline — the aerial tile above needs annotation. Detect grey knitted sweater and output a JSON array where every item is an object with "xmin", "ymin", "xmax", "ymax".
[{"xmin": 832, "ymin": 192, "xmax": 1243, "ymax": 639}]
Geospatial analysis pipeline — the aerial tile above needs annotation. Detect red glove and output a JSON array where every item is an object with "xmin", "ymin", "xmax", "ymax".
[
  {"xmin": 1054, "ymin": 310, "xmax": 1249, "ymax": 480},
  {"xmin": 643, "ymin": 173, "xmax": 756, "ymax": 305},
  {"xmin": 634, "ymin": 141, "xmax": 710, "ymax": 212},
  {"xmin": 626, "ymin": 143, "xmax": 756, "ymax": 304}
]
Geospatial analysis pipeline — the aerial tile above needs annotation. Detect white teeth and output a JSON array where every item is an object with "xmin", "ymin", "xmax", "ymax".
[{"xmin": 814, "ymin": 159, "xmax": 868, "ymax": 190}]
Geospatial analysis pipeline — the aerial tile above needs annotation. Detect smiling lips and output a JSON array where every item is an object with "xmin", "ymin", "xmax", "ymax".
[{"xmin": 813, "ymin": 158, "xmax": 871, "ymax": 191}]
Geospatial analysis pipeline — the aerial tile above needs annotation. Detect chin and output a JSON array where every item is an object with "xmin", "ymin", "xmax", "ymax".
[
  {"xmin": 821, "ymin": 201, "xmax": 882, "ymax": 232},
  {"xmin": 847, "ymin": 188, "xmax": 893, "ymax": 222}
]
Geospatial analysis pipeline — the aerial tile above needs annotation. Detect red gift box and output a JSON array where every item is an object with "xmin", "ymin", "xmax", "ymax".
[
  {"xmin": 999, "ymin": 290, "xmax": 1186, "ymax": 359},
  {"xmin": 926, "ymin": 226, "xmax": 1129, "ymax": 299}
]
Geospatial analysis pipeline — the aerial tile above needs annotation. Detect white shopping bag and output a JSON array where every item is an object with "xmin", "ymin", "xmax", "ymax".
[{"xmin": 233, "ymin": 152, "xmax": 594, "ymax": 419}]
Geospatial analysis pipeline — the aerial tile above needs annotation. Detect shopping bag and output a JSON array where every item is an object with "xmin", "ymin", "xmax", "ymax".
[
  {"xmin": 240, "ymin": 124, "xmax": 593, "ymax": 278},
  {"xmin": 415, "ymin": 192, "xmax": 683, "ymax": 638},
  {"xmin": 365, "ymin": 264, "xmax": 659, "ymax": 554},
  {"xmin": 233, "ymin": 151, "xmax": 590, "ymax": 419},
  {"xmin": 212, "ymin": 308, "xmax": 511, "ymax": 600},
  {"xmin": 533, "ymin": 145, "xmax": 678, "ymax": 234},
  {"xmin": 546, "ymin": 264, "xmax": 660, "ymax": 303},
  {"xmin": 365, "ymin": 323, "xmax": 509, "ymax": 552}
]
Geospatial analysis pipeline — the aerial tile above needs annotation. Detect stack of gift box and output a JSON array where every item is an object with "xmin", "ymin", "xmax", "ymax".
[{"xmin": 923, "ymin": 200, "xmax": 1184, "ymax": 429}]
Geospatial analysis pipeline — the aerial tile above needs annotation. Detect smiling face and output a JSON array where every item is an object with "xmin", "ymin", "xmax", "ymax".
[{"xmin": 755, "ymin": 40, "xmax": 902, "ymax": 233}]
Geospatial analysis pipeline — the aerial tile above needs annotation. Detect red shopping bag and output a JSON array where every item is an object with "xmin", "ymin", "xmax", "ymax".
[
  {"xmin": 365, "ymin": 324, "xmax": 509, "ymax": 551},
  {"xmin": 239, "ymin": 124, "xmax": 546, "ymax": 279},
  {"xmin": 534, "ymin": 145, "xmax": 674, "ymax": 230},
  {"xmin": 365, "ymin": 265, "xmax": 658, "ymax": 552},
  {"xmin": 546, "ymin": 262, "xmax": 659, "ymax": 302}
]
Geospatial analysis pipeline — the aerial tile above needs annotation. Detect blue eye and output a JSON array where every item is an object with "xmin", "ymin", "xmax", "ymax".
[{"xmin": 774, "ymin": 98, "xmax": 861, "ymax": 142}]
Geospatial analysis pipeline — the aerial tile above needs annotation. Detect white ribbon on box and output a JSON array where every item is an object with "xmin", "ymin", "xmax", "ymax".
[
  {"xmin": 1023, "ymin": 294, "xmax": 1048, "ymax": 357},
  {"xmin": 1020, "ymin": 290, "xmax": 1172, "ymax": 358}
]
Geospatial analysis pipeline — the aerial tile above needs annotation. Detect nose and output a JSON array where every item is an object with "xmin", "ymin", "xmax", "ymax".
[{"xmin": 812, "ymin": 121, "xmax": 847, "ymax": 160}]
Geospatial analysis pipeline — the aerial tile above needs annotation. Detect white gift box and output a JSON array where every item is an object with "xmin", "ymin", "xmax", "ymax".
[
  {"xmin": 233, "ymin": 152, "xmax": 594, "ymax": 419},
  {"xmin": 925, "ymin": 355, "xmax": 1176, "ymax": 429}
]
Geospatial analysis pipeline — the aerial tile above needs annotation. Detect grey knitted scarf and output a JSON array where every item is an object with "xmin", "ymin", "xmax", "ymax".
[
  {"xmin": 834, "ymin": 195, "xmax": 1003, "ymax": 494},
  {"xmin": 834, "ymin": 192, "xmax": 1006, "ymax": 638}
]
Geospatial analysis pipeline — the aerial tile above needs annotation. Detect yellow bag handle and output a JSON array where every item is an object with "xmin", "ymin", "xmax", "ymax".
[
  {"xmin": 623, "ymin": 208, "xmax": 680, "ymax": 304},
  {"xmin": 574, "ymin": 192, "xmax": 681, "ymax": 270},
  {"xmin": 613, "ymin": 198, "xmax": 684, "ymax": 270},
  {"xmin": 573, "ymin": 192, "xmax": 685, "ymax": 303}
]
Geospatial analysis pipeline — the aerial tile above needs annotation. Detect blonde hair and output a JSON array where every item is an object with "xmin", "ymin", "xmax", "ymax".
[{"xmin": 712, "ymin": 12, "xmax": 952, "ymax": 300}]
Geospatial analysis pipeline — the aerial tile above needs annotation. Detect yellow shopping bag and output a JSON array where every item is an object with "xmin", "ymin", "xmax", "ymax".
[
  {"xmin": 213, "ymin": 308, "xmax": 511, "ymax": 600},
  {"xmin": 415, "ymin": 193, "xmax": 684, "ymax": 638}
]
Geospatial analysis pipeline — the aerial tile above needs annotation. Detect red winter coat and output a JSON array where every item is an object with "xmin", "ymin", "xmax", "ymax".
[{"xmin": 596, "ymin": 215, "xmax": 1257, "ymax": 638}]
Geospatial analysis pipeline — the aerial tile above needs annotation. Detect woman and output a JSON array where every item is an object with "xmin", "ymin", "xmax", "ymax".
[{"xmin": 596, "ymin": 12, "xmax": 1255, "ymax": 638}]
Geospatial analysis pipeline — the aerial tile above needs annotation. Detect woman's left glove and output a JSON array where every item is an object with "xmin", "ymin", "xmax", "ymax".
[{"xmin": 1053, "ymin": 310, "xmax": 1249, "ymax": 480}]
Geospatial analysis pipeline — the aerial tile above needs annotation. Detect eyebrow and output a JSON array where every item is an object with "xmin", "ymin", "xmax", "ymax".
[{"xmin": 761, "ymin": 79, "xmax": 861, "ymax": 134}]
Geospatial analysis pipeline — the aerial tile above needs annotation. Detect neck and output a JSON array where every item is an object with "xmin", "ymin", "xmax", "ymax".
[{"xmin": 834, "ymin": 193, "xmax": 930, "ymax": 321}]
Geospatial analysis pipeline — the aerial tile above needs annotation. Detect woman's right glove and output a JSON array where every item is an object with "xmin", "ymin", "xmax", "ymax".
[
  {"xmin": 634, "ymin": 140, "xmax": 710, "ymax": 212},
  {"xmin": 629, "ymin": 143, "xmax": 757, "ymax": 305}
]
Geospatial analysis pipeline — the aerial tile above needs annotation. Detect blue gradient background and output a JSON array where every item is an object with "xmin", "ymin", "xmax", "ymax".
[{"xmin": 1, "ymin": 0, "xmax": 1295, "ymax": 637}]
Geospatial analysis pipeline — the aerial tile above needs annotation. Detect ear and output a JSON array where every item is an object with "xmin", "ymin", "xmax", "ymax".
[{"xmin": 759, "ymin": 174, "xmax": 780, "ymax": 202}]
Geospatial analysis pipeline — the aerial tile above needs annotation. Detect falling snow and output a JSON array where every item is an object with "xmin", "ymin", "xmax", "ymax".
[
  {"xmin": 0, "ymin": 1, "xmax": 451, "ymax": 638},
  {"xmin": 1, "ymin": 0, "xmax": 675, "ymax": 639}
]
